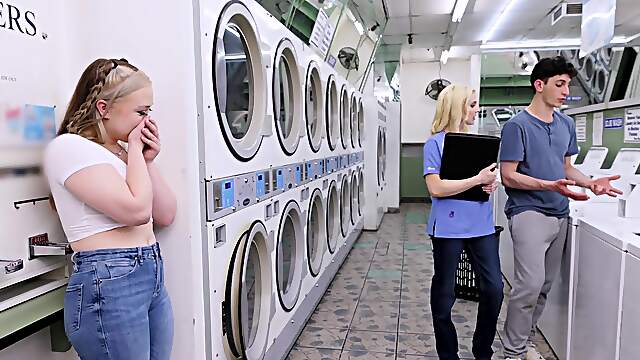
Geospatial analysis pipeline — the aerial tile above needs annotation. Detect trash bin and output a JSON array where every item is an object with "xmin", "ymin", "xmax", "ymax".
[{"xmin": 454, "ymin": 225, "xmax": 504, "ymax": 302}]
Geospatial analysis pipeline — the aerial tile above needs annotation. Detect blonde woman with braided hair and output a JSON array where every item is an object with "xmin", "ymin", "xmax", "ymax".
[
  {"xmin": 422, "ymin": 84, "xmax": 503, "ymax": 360},
  {"xmin": 43, "ymin": 58, "xmax": 176, "ymax": 359}
]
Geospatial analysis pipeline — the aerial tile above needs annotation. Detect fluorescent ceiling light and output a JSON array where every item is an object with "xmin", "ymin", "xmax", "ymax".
[
  {"xmin": 482, "ymin": 0, "xmax": 519, "ymax": 44},
  {"xmin": 440, "ymin": 50, "xmax": 450, "ymax": 64},
  {"xmin": 481, "ymin": 35, "xmax": 630, "ymax": 51},
  {"xmin": 452, "ymin": 0, "xmax": 470, "ymax": 22}
]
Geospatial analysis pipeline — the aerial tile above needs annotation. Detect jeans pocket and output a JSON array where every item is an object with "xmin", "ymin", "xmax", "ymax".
[
  {"xmin": 102, "ymin": 259, "xmax": 139, "ymax": 281},
  {"xmin": 64, "ymin": 284, "xmax": 83, "ymax": 334}
]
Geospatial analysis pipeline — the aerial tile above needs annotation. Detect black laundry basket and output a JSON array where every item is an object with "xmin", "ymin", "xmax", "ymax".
[{"xmin": 454, "ymin": 226, "xmax": 504, "ymax": 302}]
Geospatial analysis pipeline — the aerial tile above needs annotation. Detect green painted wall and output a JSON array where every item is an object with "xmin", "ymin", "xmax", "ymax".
[
  {"xmin": 400, "ymin": 144, "xmax": 430, "ymax": 200},
  {"xmin": 571, "ymin": 106, "xmax": 640, "ymax": 170}
]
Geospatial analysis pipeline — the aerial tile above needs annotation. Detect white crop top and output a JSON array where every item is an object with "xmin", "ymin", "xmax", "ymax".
[{"xmin": 43, "ymin": 134, "xmax": 128, "ymax": 242}]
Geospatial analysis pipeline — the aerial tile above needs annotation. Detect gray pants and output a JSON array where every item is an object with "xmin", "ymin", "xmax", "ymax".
[{"xmin": 503, "ymin": 211, "xmax": 569, "ymax": 358}]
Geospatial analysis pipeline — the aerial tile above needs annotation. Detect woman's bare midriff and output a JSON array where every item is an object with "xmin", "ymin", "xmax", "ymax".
[{"xmin": 70, "ymin": 221, "xmax": 156, "ymax": 252}]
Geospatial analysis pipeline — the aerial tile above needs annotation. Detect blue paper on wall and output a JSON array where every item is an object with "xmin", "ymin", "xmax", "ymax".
[{"xmin": 0, "ymin": 104, "xmax": 56, "ymax": 147}]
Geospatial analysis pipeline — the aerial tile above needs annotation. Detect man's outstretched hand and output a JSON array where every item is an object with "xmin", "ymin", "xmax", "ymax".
[{"xmin": 589, "ymin": 175, "xmax": 624, "ymax": 197}]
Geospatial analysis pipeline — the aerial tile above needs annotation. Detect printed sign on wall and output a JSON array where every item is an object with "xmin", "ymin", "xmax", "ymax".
[
  {"xmin": 625, "ymin": 108, "xmax": 640, "ymax": 144},
  {"xmin": 575, "ymin": 115, "xmax": 587, "ymax": 142}
]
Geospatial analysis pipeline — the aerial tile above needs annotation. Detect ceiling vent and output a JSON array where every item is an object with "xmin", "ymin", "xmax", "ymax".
[{"xmin": 551, "ymin": 2, "xmax": 582, "ymax": 25}]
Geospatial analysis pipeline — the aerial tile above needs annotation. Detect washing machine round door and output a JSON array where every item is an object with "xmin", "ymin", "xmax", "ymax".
[
  {"xmin": 326, "ymin": 180, "xmax": 340, "ymax": 254},
  {"xmin": 305, "ymin": 62, "xmax": 324, "ymax": 153},
  {"xmin": 326, "ymin": 75, "xmax": 340, "ymax": 151},
  {"xmin": 307, "ymin": 189, "xmax": 327, "ymax": 276},
  {"xmin": 350, "ymin": 172, "xmax": 358, "ymax": 225},
  {"xmin": 273, "ymin": 39, "xmax": 303, "ymax": 156},
  {"xmin": 593, "ymin": 65, "xmax": 609, "ymax": 102},
  {"xmin": 357, "ymin": 99, "xmax": 364, "ymax": 148},
  {"xmin": 276, "ymin": 200, "xmax": 305, "ymax": 311},
  {"xmin": 214, "ymin": 2, "xmax": 267, "ymax": 161},
  {"xmin": 584, "ymin": 55, "xmax": 596, "ymax": 81},
  {"xmin": 340, "ymin": 174, "xmax": 351, "ymax": 237},
  {"xmin": 224, "ymin": 220, "xmax": 272, "ymax": 359},
  {"xmin": 350, "ymin": 94, "xmax": 358, "ymax": 148},
  {"xmin": 377, "ymin": 128, "xmax": 383, "ymax": 187},
  {"xmin": 357, "ymin": 169, "xmax": 364, "ymax": 215},
  {"xmin": 340, "ymin": 86, "xmax": 350, "ymax": 149},
  {"xmin": 381, "ymin": 130, "xmax": 387, "ymax": 183}
]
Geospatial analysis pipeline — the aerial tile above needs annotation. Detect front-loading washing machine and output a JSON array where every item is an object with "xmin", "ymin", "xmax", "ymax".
[
  {"xmin": 325, "ymin": 74, "xmax": 341, "ymax": 153},
  {"xmin": 265, "ymin": 181, "xmax": 310, "ymax": 349},
  {"xmin": 206, "ymin": 197, "xmax": 275, "ymax": 360},
  {"xmin": 363, "ymin": 95, "xmax": 387, "ymax": 230}
]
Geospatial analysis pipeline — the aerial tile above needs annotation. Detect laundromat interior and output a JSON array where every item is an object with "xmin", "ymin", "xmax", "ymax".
[{"xmin": 1, "ymin": 0, "xmax": 640, "ymax": 359}]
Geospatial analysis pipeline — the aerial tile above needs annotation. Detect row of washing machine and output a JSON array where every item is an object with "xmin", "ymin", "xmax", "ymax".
[
  {"xmin": 205, "ymin": 0, "xmax": 366, "ymax": 182},
  {"xmin": 206, "ymin": 158, "xmax": 365, "ymax": 359},
  {"xmin": 203, "ymin": 1, "xmax": 373, "ymax": 359}
]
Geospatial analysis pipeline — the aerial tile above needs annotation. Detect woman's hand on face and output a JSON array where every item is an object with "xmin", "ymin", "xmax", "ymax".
[
  {"xmin": 141, "ymin": 117, "xmax": 161, "ymax": 162},
  {"xmin": 127, "ymin": 119, "xmax": 148, "ymax": 150},
  {"xmin": 482, "ymin": 181, "xmax": 498, "ymax": 194}
]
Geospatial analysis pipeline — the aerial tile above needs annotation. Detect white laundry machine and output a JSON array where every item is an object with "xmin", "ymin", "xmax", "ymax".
[
  {"xmin": 339, "ymin": 168, "xmax": 353, "ymax": 242},
  {"xmin": 573, "ymin": 146, "xmax": 609, "ymax": 175},
  {"xmin": 357, "ymin": 97, "xmax": 364, "ymax": 149},
  {"xmin": 324, "ymin": 165, "xmax": 342, "ymax": 255},
  {"xmin": 363, "ymin": 95, "xmax": 387, "ymax": 230},
  {"xmin": 584, "ymin": 148, "xmax": 640, "ymax": 202},
  {"xmin": 206, "ymin": 1, "xmax": 312, "ymax": 181},
  {"xmin": 266, "ymin": 180, "xmax": 310, "ymax": 349},
  {"xmin": 206, "ymin": 197, "xmax": 275, "ymax": 360},
  {"xmin": 302, "ymin": 59, "xmax": 326, "ymax": 155},
  {"xmin": 619, "ymin": 239, "xmax": 640, "ymax": 360},
  {"xmin": 350, "ymin": 93, "xmax": 359, "ymax": 149}
]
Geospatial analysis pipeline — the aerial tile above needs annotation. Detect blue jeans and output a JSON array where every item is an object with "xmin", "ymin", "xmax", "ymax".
[
  {"xmin": 64, "ymin": 243, "xmax": 173, "ymax": 360},
  {"xmin": 430, "ymin": 233, "xmax": 504, "ymax": 360}
]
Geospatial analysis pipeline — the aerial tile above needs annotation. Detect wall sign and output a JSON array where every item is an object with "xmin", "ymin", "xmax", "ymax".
[
  {"xmin": 604, "ymin": 117, "xmax": 624, "ymax": 129},
  {"xmin": 624, "ymin": 108, "xmax": 640, "ymax": 144}
]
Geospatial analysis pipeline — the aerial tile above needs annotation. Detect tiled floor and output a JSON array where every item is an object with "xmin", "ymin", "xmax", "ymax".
[{"xmin": 288, "ymin": 203, "xmax": 558, "ymax": 360}]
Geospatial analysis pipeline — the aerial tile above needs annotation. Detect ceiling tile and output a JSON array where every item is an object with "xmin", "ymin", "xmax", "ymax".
[
  {"xmin": 410, "ymin": 0, "xmax": 456, "ymax": 16},
  {"xmin": 411, "ymin": 14, "xmax": 451, "ymax": 34},
  {"xmin": 385, "ymin": 17, "xmax": 411, "ymax": 35},
  {"xmin": 386, "ymin": 0, "xmax": 410, "ymax": 18}
]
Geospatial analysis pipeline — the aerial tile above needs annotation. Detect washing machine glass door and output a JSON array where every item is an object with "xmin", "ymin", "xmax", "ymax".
[
  {"xmin": 357, "ymin": 170, "xmax": 364, "ymax": 215},
  {"xmin": 377, "ymin": 128, "xmax": 383, "ymax": 186},
  {"xmin": 340, "ymin": 175, "xmax": 351, "ymax": 237},
  {"xmin": 305, "ymin": 63, "xmax": 324, "ymax": 152},
  {"xmin": 350, "ymin": 94, "xmax": 358, "ymax": 148},
  {"xmin": 327, "ymin": 180, "xmax": 340, "ymax": 253},
  {"xmin": 307, "ymin": 189, "xmax": 327, "ymax": 276},
  {"xmin": 350, "ymin": 173, "xmax": 358, "ymax": 225},
  {"xmin": 326, "ymin": 76, "xmax": 340, "ymax": 151},
  {"xmin": 357, "ymin": 99, "xmax": 364, "ymax": 147},
  {"xmin": 381, "ymin": 130, "xmax": 387, "ymax": 182},
  {"xmin": 225, "ymin": 221, "xmax": 272, "ymax": 359},
  {"xmin": 277, "ymin": 200, "xmax": 304, "ymax": 310},
  {"xmin": 340, "ymin": 86, "xmax": 350, "ymax": 149},
  {"xmin": 215, "ymin": 3, "xmax": 267, "ymax": 161},
  {"xmin": 273, "ymin": 39, "xmax": 302, "ymax": 155}
]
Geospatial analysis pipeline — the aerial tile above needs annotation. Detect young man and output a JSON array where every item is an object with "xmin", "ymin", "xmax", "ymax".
[{"xmin": 499, "ymin": 56, "xmax": 622, "ymax": 360}]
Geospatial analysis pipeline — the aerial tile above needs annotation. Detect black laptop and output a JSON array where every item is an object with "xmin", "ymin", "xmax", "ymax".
[{"xmin": 439, "ymin": 132, "xmax": 501, "ymax": 202}]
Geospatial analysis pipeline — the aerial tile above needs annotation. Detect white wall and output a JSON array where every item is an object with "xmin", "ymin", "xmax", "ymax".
[
  {"xmin": 60, "ymin": 2, "xmax": 206, "ymax": 359},
  {"xmin": 399, "ymin": 58, "xmax": 475, "ymax": 143}
]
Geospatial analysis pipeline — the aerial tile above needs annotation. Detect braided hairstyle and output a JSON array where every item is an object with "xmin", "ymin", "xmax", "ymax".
[
  {"xmin": 57, "ymin": 58, "xmax": 147, "ymax": 143},
  {"xmin": 50, "ymin": 58, "xmax": 148, "ymax": 211}
]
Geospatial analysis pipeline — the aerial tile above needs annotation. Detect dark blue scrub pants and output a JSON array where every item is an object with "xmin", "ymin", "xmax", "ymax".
[{"xmin": 430, "ymin": 233, "xmax": 504, "ymax": 360}]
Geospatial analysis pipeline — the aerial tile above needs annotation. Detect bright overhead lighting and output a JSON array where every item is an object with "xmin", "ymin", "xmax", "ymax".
[
  {"xmin": 480, "ymin": 36, "xmax": 630, "ymax": 51},
  {"xmin": 482, "ymin": 0, "xmax": 519, "ymax": 44},
  {"xmin": 440, "ymin": 50, "xmax": 450, "ymax": 64},
  {"xmin": 452, "ymin": 0, "xmax": 470, "ymax": 22},
  {"xmin": 354, "ymin": 21, "xmax": 364, "ymax": 35}
]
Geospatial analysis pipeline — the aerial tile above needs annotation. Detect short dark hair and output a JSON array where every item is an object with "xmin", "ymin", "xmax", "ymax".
[{"xmin": 530, "ymin": 56, "xmax": 577, "ymax": 89}]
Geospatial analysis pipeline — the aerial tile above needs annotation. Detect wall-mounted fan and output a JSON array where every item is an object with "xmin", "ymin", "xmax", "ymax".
[
  {"xmin": 338, "ymin": 47, "xmax": 359, "ymax": 71},
  {"xmin": 425, "ymin": 78, "xmax": 451, "ymax": 100}
]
